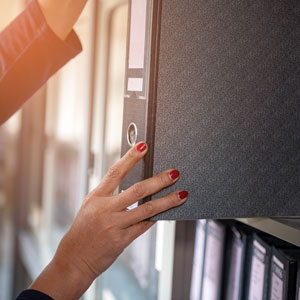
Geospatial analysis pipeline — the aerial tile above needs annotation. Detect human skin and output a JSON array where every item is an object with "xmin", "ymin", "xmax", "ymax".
[
  {"xmin": 37, "ymin": 0, "xmax": 88, "ymax": 40},
  {"xmin": 24, "ymin": 2, "xmax": 188, "ymax": 298},
  {"xmin": 30, "ymin": 142, "xmax": 188, "ymax": 299}
]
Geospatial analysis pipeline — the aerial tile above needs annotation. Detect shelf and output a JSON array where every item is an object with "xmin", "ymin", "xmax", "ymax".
[{"xmin": 236, "ymin": 217, "xmax": 300, "ymax": 247}]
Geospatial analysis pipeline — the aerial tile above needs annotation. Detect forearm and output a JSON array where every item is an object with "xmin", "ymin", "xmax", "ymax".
[
  {"xmin": 29, "ymin": 255, "xmax": 93, "ymax": 300},
  {"xmin": 25, "ymin": 143, "xmax": 187, "ymax": 299},
  {"xmin": 37, "ymin": 0, "xmax": 88, "ymax": 40},
  {"xmin": 0, "ymin": 0, "xmax": 82, "ymax": 125}
]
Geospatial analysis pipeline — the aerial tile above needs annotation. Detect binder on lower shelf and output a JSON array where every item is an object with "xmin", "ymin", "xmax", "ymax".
[
  {"xmin": 223, "ymin": 226, "xmax": 249, "ymax": 300},
  {"xmin": 187, "ymin": 221, "xmax": 300, "ymax": 300},
  {"xmin": 200, "ymin": 220, "xmax": 226, "ymax": 300},
  {"xmin": 244, "ymin": 234, "xmax": 271, "ymax": 300},
  {"xmin": 296, "ymin": 264, "xmax": 300, "ymax": 300},
  {"xmin": 190, "ymin": 220, "xmax": 207, "ymax": 300},
  {"xmin": 269, "ymin": 247, "xmax": 298, "ymax": 300}
]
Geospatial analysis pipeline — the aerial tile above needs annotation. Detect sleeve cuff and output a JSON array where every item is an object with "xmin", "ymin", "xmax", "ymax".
[
  {"xmin": 16, "ymin": 289, "xmax": 54, "ymax": 300},
  {"xmin": 29, "ymin": 0, "xmax": 83, "ymax": 56},
  {"xmin": 0, "ymin": 0, "xmax": 83, "ymax": 124}
]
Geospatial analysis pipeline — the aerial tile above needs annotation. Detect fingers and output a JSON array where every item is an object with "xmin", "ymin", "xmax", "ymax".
[
  {"xmin": 124, "ymin": 221, "xmax": 156, "ymax": 246},
  {"xmin": 116, "ymin": 169, "xmax": 180, "ymax": 210},
  {"xmin": 121, "ymin": 191, "xmax": 188, "ymax": 228},
  {"xmin": 95, "ymin": 142, "xmax": 148, "ymax": 196}
]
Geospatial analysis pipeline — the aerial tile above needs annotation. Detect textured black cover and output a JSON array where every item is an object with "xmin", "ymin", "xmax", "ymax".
[{"xmin": 151, "ymin": 0, "xmax": 300, "ymax": 219}]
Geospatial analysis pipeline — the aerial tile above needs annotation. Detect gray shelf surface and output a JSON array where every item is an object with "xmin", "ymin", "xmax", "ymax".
[{"xmin": 237, "ymin": 218, "xmax": 300, "ymax": 247}]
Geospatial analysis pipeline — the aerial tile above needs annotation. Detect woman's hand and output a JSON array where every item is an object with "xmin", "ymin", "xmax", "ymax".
[
  {"xmin": 38, "ymin": 0, "xmax": 88, "ymax": 40},
  {"xmin": 30, "ymin": 142, "xmax": 188, "ymax": 300}
]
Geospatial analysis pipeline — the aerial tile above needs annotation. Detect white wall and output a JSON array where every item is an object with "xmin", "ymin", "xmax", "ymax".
[{"xmin": 0, "ymin": 0, "xmax": 25, "ymax": 30}]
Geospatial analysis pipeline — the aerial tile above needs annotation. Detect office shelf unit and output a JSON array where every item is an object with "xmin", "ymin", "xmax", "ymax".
[{"xmin": 237, "ymin": 218, "xmax": 300, "ymax": 247}]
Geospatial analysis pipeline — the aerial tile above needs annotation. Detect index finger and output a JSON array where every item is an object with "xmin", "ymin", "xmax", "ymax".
[{"xmin": 95, "ymin": 142, "xmax": 148, "ymax": 196}]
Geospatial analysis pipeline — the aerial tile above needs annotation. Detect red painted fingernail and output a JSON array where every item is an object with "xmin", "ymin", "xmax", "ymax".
[
  {"xmin": 178, "ymin": 191, "xmax": 189, "ymax": 200},
  {"xmin": 169, "ymin": 170, "xmax": 180, "ymax": 181},
  {"xmin": 136, "ymin": 142, "xmax": 147, "ymax": 152}
]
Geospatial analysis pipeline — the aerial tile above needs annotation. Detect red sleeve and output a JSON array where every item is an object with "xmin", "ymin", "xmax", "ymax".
[{"xmin": 0, "ymin": 0, "xmax": 82, "ymax": 124}]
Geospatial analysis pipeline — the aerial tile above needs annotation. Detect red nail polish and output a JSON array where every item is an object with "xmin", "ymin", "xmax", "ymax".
[
  {"xmin": 136, "ymin": 142, "xmax": 147, "ymax": 152},
  {"xmin": 179, "ymin": 191, "xmax": 189, "ymax": 200},
  {"xmin": 169, "ymin": 170, "xmax": 180, "ymax": 180}
]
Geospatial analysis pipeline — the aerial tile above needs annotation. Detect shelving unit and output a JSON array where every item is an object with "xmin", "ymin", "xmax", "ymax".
[{"xmin": 237, "ymin": 218, "xmax": 300, "ymax": 247}]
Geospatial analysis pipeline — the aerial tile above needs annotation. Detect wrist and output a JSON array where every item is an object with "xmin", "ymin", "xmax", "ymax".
[
  {"xmin": 30, "ymin": 254, "xmax": 93, "ymax": 300},
  {"xmin": 53, "ymin": 254, "xmax": 95, "ymax": 289}
]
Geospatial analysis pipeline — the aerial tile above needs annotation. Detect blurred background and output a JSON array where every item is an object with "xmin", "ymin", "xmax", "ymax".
[
  {"xmin": 0, "ymin": 1, "xmax": 176, "ymax": 299},
  {"xmin": 3, "ymin": 2, "xmax": 300, "ymax": 300}
]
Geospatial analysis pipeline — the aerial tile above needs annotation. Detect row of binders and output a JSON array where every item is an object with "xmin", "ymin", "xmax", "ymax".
[{"xmin": 190, "ymin": 220, "xmax": 300, "ymax": 300}]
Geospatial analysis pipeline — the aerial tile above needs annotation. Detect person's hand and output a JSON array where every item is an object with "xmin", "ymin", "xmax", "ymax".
[
  {"xmin": 30, "ymin": 142, "xmax": 188, "ymax": 300},
  {"xmin": 38, "ymin": 0, "xmax": 88, "ymax": 40}
]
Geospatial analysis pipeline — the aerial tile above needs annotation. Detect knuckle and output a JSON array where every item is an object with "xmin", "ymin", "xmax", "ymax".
[
  {"xmin": 170, "ymin": 193, "xmax": 180, "ymax": 206},
  {"xmin": 111, "ymin": 232, "xmax": 123, "ymax": 252},
  {"xmin": 111, "ymin": 233, "xmax": 121, "ymax": 245},
  {"xmin": 95, "ymin": 208, "xmax": 108, "ymax": 221},
  {"xmin": 143, "ymin": 221, "xmax": 152, "ymax": 229},
  {"xmin": 127, "ymin": 149, "xmax": 136, "ymax": 159},
  {"xmin": 106, "ymin": 166, "xmax": 120, "ymax": 179},
  {"xmin": 142, "ymin": 202, "xmax": 154, "ymax": 216},
  {"xmin": 158, "ymin": 173, "xmax": 169, "ymax": 186},
  {"xmin": 82, "ymin": 194, "xmax": 92, "ymax": 207},
  {"xmin": 82, "ymin": 195, "xmax": 99, "ymax": 213},
  {"xmin": 132, "ymin": 183, "xmax": 144, "ymax": 199}
]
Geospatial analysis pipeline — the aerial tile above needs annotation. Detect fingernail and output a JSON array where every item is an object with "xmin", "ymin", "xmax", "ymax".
[
  {"xmin": 169, "ymin": 170, "xmax": 180, "ymax": 181},
  {"xmin": 136, "ymin": 142, "xmax": 147, "ymax": 152},
  {"xmin": 178, "ymin": 191, "xmax": 189, "ymax": 200}
]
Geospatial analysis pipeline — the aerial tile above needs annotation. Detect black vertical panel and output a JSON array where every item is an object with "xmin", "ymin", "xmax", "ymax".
[
  {"xmin": 151, "ymin": 0, "xmax": 300, "ymax": 219},
  {"xmin": 296, "ymin": 264, "xmax": 300, "ymax": 300},
  {"xmin": 171, "ymin": 221, "xmax": 196, "ymax": 300}
]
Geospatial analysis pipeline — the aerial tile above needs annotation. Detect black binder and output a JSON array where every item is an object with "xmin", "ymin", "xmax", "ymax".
[
  {"xmin": 121, "ymin": 0, "xmax": 300, "ymax": 220},
  {"xmin": 296, "ymin": 264, "xmax": 300, "ymax": 300},
  {"xmin": 199, "ymin": 220, "xmax": 226, "ymax": 300},
  {"xmin": 244, "ymin": 234, "xmax": 271, "ymax": 300},
  {"xmin": 223, "ymin": 226, "xmax": 248, "ymax": 300},
  {"xmin": 190, "ymin": 220, "xmax": 207, "ymax": 300},
  {"xmin": 268, "ymin": 247, "xmax": 298, "ymax": 300},
  {"xmin": 171, "ymin": 221, "xmax": 196, "ymax": 300}
]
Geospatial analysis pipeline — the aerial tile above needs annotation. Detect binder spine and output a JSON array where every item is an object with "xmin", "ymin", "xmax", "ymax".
[
  {"xmin": 245, "ymin": 234, "xmax": 271, "ymax": 300},
  {"xmin": 144, "ymin": 0, "xmax": 162, "ymax": 187},
  {"xmin": 269, "ymin": 248, "xmax": 287, "ymax": 300},
  {"xmin": 287, "ymin": 261, "xmax": 298, "ymax": 300},
  {"xmin": 200, "ymin": 220, "xmax": 226, "ymax": 300},
  {"xmin": 190, "ymin": 220, "xmax": 207, "ymax": 300},
  {"xmin": 296, "ymin": 264, "xmax": 300, "ymax": 300},
  {"xmin": 223, "ymin": 227, "xmax": 247, "ymax": 300},
  {"xmin": 120, "ymin": 0, "xmax": 161, "ymax": 198}
]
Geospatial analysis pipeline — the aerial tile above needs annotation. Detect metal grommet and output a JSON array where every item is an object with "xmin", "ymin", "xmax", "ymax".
[{"xmin": 127, "ymin": 122, "xmax": 138, "ymax": 147}]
